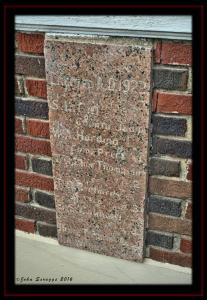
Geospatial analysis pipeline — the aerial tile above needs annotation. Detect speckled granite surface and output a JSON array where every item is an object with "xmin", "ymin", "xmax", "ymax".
[{"xmin": 45, "ymin": 35, "xmax": 152, "ymax": 261}]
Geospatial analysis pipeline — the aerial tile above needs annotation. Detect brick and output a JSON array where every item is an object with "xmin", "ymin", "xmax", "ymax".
[
  {"xmin": 152, "ymin": 90, "xmax": 158, "ymax": 112},
  {"xmin": 149, "ymin": 177, "xmax": 192, "ymax": 199},
  {"xmin": 34, "ymin": 191, "xmax": 55, "ymax": 209},
  {"xmin": 153, "ymin": 67, "xmax": 188, "ymax": 91},
  {"xmin": 153, "ymin": 91, "xmax": 192, "ymax": 115},
  {"xmin": 15, "ymin": 78, "xmax": 20, "ymax": 96},
  {"xmin": 26, "ymin": 120, "xmax": 50, "ymax": 139},
  {"xmin": 148, "ymin": 213, "xmax": 192, "ymax": 235},
  {"xmin": 161, "ymin": 42, "xmax": 192, "ymax": 65},
  {"xmin": 15, "ymin": 98, "xmax": 48, "ymax": 119},
  {"xmin": 147, "ymin": 231, "xmax": 173, "ymax": 249},
  {"xmin": 188, "ymin": 68, "xmax": 192, "ymax": 92},
  {"xmin": 16, "ymin": 32, "xmax": 44, "ymax": 54},
  {"xmin": 15, "ymin": 154, "xmax": 28, "ymax": 170},
  {"xmin": 26, "ymin": 79, "xmax": 47, "ymax": 99},
  {"xmin": 15, "ymin": 55, "xmax": 45, "ymax": 78},
  {"xmin": 185, "ymin": 202, "xmax": 192, "ymax": 220},
  {"xmin": 37, "ymin": 221, "xmax": 57, "ymax": 238},
  {"xmin": 15, "ymin": 135, "xmax": 51, "ymax": 156},
  {"xmin": 15, "ymin": 186, "xmax": 30, "ymax": 203},
  {"xmin": 152, "ymin": 115, "xmax": 187, "ymax": 136},
  {"xmin": 31, "ymin": 158, "xmax": 53, "ymax": 176},
  {"xmin": 187, "ymin": 163, "xmax": 192, "ymax": 181},
  {"xmin": 148, "ymin": 195, "xmax": 182, "ymax": 217},
  {"xmin": 15, "ymin": 202, "xmax": 56, "ymax": 225},
  {"xmin": 15, "ymin": 117, "xmax": 24, "ymax": 134},
  {"xmin": 15, "ymin": 170, "xmax": 54, "ymax": 191},
  {"xmin": 15, "ymin": 77, "xmax": 24, "ymax": 96},
  {"xmin": 26, "ymin": 119, "xmax": 50, "ymax": 138},
  {"xmin": 154, "ymin": 42, "xmax": 161, "ymax": 63},
  {"xmin": 150, "ymin": 158, "xmax": 180, "ymax": 177},
  {"xmin": 15, "ymin": 217, "xmax": 36, "ymax": 233},
  {"xmin": 149, "ymin": 247, "xmax": 192, "ymax": 268},
  {"xmin": 180, "ymin": 238, "xmax": 192, "ymax": 253},
  {"xmin": 153, "ymin": 136, "xmax": 192, "ymax": 158}
]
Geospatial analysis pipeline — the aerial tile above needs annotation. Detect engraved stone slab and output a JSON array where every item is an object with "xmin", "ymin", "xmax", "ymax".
[{"xmin": 45, "ymin": 35, "xmax": 152, "ymax": 261}]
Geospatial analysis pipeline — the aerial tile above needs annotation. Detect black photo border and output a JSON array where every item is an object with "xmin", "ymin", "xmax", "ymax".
[{"xmin": 1, "ymin": 1, "xmax": 205, "ymax": 297}]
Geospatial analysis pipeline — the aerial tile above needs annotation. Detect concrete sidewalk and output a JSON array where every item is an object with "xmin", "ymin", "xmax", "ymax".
[{"xmin": 15, "ymin": 230, "xmax": 192, "ymax": 285}]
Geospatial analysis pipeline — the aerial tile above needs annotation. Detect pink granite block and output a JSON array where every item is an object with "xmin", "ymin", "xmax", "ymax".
[{"xmin": 45, "ymin": 36, "xmax": 152, "ymax": 261}]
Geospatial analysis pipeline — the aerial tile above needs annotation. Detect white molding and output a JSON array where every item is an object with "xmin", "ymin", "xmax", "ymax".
[{"xmin": 15, "ymin": 16, "xmax": 192, "ymax": 40}]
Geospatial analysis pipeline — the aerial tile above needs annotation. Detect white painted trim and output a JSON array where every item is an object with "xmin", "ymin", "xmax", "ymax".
[{"xmin": 15, "ymin": 16, "xmax": 192, "ymax": 40}]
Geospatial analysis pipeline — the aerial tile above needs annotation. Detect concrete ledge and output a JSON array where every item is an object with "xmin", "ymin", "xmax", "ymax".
[
  {"xmin": 15, "ymin": 230, "xmax": 192, "ymax": 284},
  {"xmin": 15, "ymin": 16, "xmax": 192, "ymax": 40}
]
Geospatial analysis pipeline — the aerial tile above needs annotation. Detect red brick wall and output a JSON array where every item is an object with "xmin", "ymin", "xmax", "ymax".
[
  {"xmin": 15, "ymin": 32, "xmax": 57, "ymax": 238},
  {"xmin": 146, "ymin": 40, "xmax": 192, "ymax": 268},
  {"xmin": 15, "ymin": 33, "xmax": 192, "ymax": 267}
]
